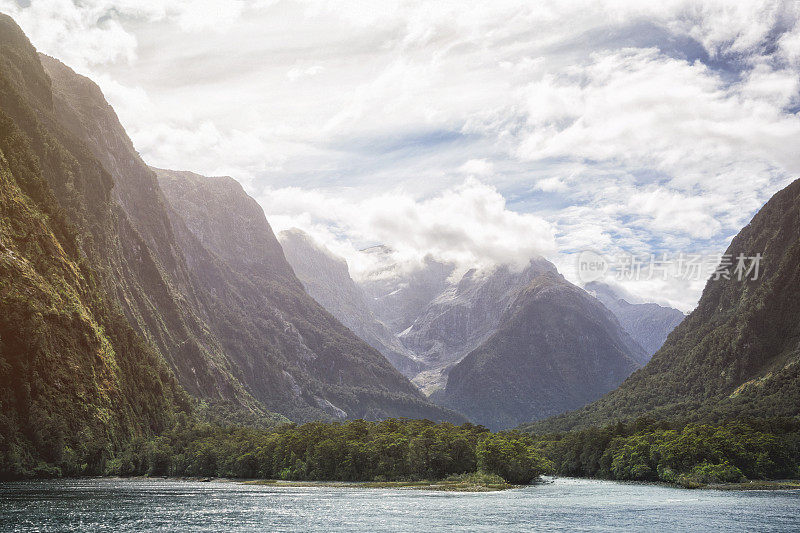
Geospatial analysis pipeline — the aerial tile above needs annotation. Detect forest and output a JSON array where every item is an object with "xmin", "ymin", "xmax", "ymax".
[
  {"xmin": 6, "ymin": 415, "xmax": 790, "ymax": 487},
  {"xmin": 104, "ymin": 418, "xmax": 550, "ymax": 485},
  {"xmin": 535, "ymin": 417, "xmax": 800, "ymax": 486}
]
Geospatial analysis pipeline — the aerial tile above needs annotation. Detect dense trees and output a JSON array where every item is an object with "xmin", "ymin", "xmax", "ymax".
[
  {"xmin": 535, "ymin": 417, "xmax": 800, "ymax": 486},
  {"xmin": 99, "ymin": 417, "xmax": 797, "ymax": 487},
  {"xmin": 104, "ymin": 419, "xmax": 550, "ymax": 485},
  {"xmin": 477, "ymin": 433, "xmax": 553, "ymax": 484},
  {"xmin": 5, "ymin": 413, "xmax": 798, "ymax": 486}
]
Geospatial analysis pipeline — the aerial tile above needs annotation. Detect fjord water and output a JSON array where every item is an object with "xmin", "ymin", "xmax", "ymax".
[{"xmin": 1, "ymin": 478, "xmax": 798, "ymax": 532}]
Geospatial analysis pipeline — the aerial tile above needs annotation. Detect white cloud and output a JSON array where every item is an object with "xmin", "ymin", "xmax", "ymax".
[
  {"xmin": 260, "ymin": 178, "xmax": 555, "ymax": 280},
  {"xmin": 535, "ymin": 177, "xmax": 568, "ymax": 193},
  {"xmin": 505, "ymin": 48, "xmax": 800, "ymax": 177},
  {"xmin": 7, "ymin": 0, "xmax": 800, "ymax": 310},
  {"xmin": 457, "ymin": 159, "xmax": 493, "ymax": 176},
  {"xmin": 287, "ymin": 64, "xmax": 324, "ymax": 82}
]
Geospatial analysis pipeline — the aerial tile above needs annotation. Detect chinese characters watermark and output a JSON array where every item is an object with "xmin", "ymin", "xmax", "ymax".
[{"xmin": 577, "ymin": 250, "xmax": 763, "ymax": 283}]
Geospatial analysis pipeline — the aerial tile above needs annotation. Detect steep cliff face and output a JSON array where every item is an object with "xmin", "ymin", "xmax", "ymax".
[
  {"xmin": 529, "ymin": 179, "xmax": 800, "ymax": 432},
  {"xmin": 39, "ymin": 54, "xmax": 252, "ymax": 406},
  {"xmin": 358, "ymin": 251, "xmax": 453, "ymax": 335},
  {"xmin": 155, "ymin": 169, "xmax": 464, "ymax": 423},
  {"xmin": 400, "ymin": 260, "xmax": 558, "ymax": 393},
  {"xmin": 278, "ymin": 228, "xmax": 422, "ymax": 375},
  {"xmin": 442, "ymin": 272, "xmax": 645, "ymax": 430},
  {"xmin": 0, "ymin": 15, "xmax": 186, "ymax": 477},
  {"xmin": 3, "ymin": 20, "xmax": 460, "ymax": 431},
  {"xmin": 586, "ymin": 281, "xmax": 684, "ymax": 360}
]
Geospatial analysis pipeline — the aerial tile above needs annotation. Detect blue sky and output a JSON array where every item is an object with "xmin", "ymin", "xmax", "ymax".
[{"xmin": 5, "ymin": 0, "xmax": 800, "ymax": 310}]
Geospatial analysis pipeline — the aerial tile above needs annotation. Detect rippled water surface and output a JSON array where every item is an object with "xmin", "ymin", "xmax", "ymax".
[{"xmin": 1, "ymin": 477, "xmax": 798, "ymax": 532}]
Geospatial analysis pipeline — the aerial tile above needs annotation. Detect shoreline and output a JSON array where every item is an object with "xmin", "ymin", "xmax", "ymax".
[
  {"xmin": 9, "ymin": 475, "xmax": 799, "ymax": 492},
  {"xmin": 241, "ymin": 479, "xmax": 520, "ymax": 492},
  {"xmin": 88, "ymin": 475, "xmax": 521, "ymax": 492},
  {"xmin": 565, "ymin": 477, "xmax": 800, "ymax": 491}
]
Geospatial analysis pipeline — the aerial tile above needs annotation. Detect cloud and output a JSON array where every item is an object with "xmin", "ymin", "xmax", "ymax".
[
  {"xmin": 457, "ymin": 159, "xmax": 493, "ymax": 176},
  {"xmin": 287, "ymin": 64, "xmax": 324, "ymax": 82},
  {"xmin": 503, "ymin": 48, "xmax": 800, "ymax": 177},
  {"xmin": 8, "ymin": 0, "xmax": 800, "ymax": 310},
  {"xmin": 259, "ymin": 178, "xmax": 556, "ymax": 280},
  {"xmin": 535, "ymin": 177, "xmax": 569, "ymax": 193}
]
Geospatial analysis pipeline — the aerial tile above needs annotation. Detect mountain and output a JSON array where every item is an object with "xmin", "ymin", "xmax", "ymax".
[
  {"xmin": 528, "ymin": 178, "xmax": 800, "ymax": 432},
  {"xmin": 358, "ymin": 250, "xmax": 453, "ymax": 335},
  {"xmin": 586, "ymin": 281, "xmax": 684, "ymax": 360},
  {"xmin": 43, "ymin": 38, "xmax": 459, "ymax": 424},
  {"xmin": 39, "ymin": 54, "xmax": 260, "ymax": 411},
  {"xmin": 0, "ymin": 15, "xmax": 186, "ymax": 477},
  {"xmin": 154, "ymin": 169, "xmax": 462, "ymax": 423},
  {"xmin": 441, "ymin": 272, "xmax": 646, "ymax": 430},
  {"xmin": 0, "ymin": 11, "xmax": 461, "ymax": 479},
  {"xmin": 278, "ymin": 228, "xmax": 422, "ymax": 375},
  {"xmin": 399, "ymin": 260, "xmax": 559, "ymax": 394}
]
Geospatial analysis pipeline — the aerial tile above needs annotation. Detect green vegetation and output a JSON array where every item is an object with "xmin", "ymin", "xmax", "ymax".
[
  {"xmin": 0, "ymin": 14, "xmax": 187, "ymax": 481},
  {"xmin": 526, "ymin": 177, "xmax": 800, "ymax": 435},
  {"xmin": 245, "ymin": 472, "xmax": 513, "ymax": 491},
  {"xmin": 532, "ymin": 417, "xmax": 800, "ymax": 488},
  {"xmin": 104, "ymin": 419, "xmax": 551, "ymax": 486}
]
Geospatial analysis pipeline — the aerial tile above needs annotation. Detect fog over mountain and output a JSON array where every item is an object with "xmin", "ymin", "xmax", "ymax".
[
  {"xmin": 278, "ymin": 229, "xmax": 650, "ymax": 427},
  {"xmin": 8, "ymin": 1, "xmax": 800, "ymax": 311}
]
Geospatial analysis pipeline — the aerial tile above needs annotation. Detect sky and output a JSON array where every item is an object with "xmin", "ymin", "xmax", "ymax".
[{"xmin": 5, "ymin": 0, "xmax": 800, "ymax": 311}]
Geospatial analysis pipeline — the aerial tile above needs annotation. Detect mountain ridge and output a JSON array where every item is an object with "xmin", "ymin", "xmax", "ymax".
[
  {"xmin": 278, "ymin": 228, "xmax": 423, "ymax": 375},
  {"xmin": 0, "ymin": 14, "xmax": 187, "ymax": 477},
  {"xmin": 441, "ymin": 271, "xmax": 645, "ymax": 429},
  {"xmin": 526, "ymin": 178, "xmax": 800, "ymax": 432},
  {"xmin": 586, "ymin": 281, "xmax": 684, "ymax": 360}
]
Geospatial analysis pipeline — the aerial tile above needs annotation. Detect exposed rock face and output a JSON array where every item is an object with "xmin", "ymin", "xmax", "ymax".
[
  {"xmin": 358, "ymin": 250, "xmax": 453, "ymax": 335},
  {"xmin": 442, "ymin": 272, "xmax": 646, "ymax": 430},
  {"xmin": 37, "ymin": 48, "xmax": 460, "ymax": 424},
  {"xmin": 280, "ymin": 234, "xmax": 648, "ymax": 428},
  {"xmin": 278, "ymin": 228, "xmax": 422, "ymax": 375},
  {"xmin": 586, "ymin": 281, "xmax": 684, "ymax": 361},
  {"xmin": 155, "ymin": 169, "xmax": 463, "ymax": 423},
  {"xmin": 400, "ymin": 259, "xmax": 558, "ymax": 394},
  {"xmin": 528, "ymin": 178, "xmax": 800, "ymax": 433},
  {"xmin": 40, "ymin": 53, "xmax": 249, "ymax": 406}
]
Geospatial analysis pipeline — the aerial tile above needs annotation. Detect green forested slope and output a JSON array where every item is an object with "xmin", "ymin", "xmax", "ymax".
[
  {"xmin": 0, "ymin": 13, "xmax": 459, "ymax": 448},
  {"xmin": 526, "ymin": 178, "xmax": 800, "ymax": 433},
  {"xmin": 0, "ymin": 14, "xmax": 187, "ymax": 478},
  {"xmin": 38, "ymin": 53, "xmax": 259, "ymax": 408}
]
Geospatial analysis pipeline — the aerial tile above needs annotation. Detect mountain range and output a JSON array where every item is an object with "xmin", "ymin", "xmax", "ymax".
[
  {"xmin": 3, "ymin": 11, "xmax": 797, "ymax": 478},
  {"xmin": 277, "ymin": 229, "xmax": 655, "ymax": 428},
  {"xmin": 0, "ymin": 15, "xmax": 461, "ymax": 475},
  {"xmin": 586, "ymin": 281, "xmax": 685, "ymax": 359},
  {"xmin": 526, "ymin": 177, "xmax": 800, "ymax": 432}
]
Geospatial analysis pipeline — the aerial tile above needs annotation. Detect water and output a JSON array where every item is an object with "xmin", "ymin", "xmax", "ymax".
[{"xmin": 0, "ymin": 477, "xmax": 798, "ymax": 532}]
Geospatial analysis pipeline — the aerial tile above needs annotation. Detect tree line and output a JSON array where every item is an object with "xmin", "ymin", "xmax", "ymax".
[
  {"xmin": 534, "ymin": 417, "xmax": 800, "ymax": 486},
  {"xmin": 6, "ymin": 415, "xmax": 798, "ymax": 486},
  {"xmin": 106, "ymin": 417, "xmax": 551, "ymax": 485}
]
